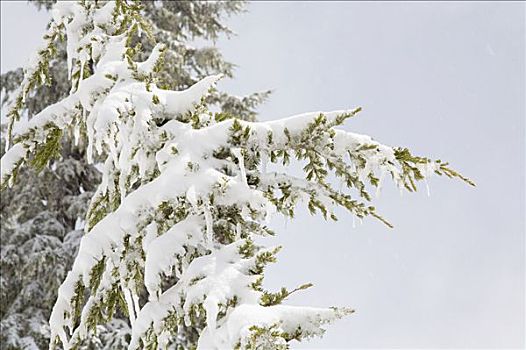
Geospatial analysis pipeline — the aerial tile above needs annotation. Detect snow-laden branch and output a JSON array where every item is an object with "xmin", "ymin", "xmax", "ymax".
[{"xmin": 0, "ymin": 1, "xmax": 473, "ymax": 349}]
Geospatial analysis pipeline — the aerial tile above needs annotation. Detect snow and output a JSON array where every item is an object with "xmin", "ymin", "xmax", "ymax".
[
  {"xmin": 0, "ymin": 1, "xmax": 464, "ymax": 349},
  {"xmin": 129, "ymin": 240, "xmax": 263, "ymax": 349},
  {"xmin": 161, "ymin": 74, "xmax": 222, "ymax": 117},
  {"xmin": 52, "ymin": 2, "xmax": 86, "ymax": 79},
  {"xmin": 143, "ymin": 215, "xmax": 203, "ymax": 297},
  {"xmin": 198, "ymin": 304, "xmax": 352, "ymax": 349},
  {"xmin": 0, "ymin": 143, "xmax": 26, "ymax": 186},
  {"xmin": 136, "ymin": 43, "xmax": 165, "ymax": 74},
  {"xmin": 74, "ymin": 218, "xmax": 85, "ymax": 231},
  {"xmin": 93, "ymin": 1, "xmax": 116, "ymax": 28},
  {"xmin": 46, "ymin": 94, "xmax": 442, "ymax": 347},
  {"xmin": 232, "ymin": 148, "xmax": 248, "ymax": 186}
]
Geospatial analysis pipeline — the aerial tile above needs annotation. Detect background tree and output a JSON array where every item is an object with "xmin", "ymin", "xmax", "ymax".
[
  {"xmin": 0, "ymin": 1, "xmax": 473, "ymax": 349},
  {"xmin": 0, "ymin": 1, "xmax": 269, "ymax": 349}
]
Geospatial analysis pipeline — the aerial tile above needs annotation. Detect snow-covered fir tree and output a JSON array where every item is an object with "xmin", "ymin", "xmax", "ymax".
[
  {"xmin": 0, "ymin": 1, "xmax": 474, "ymax": 349},
  {"xmin": 0, "ymin": 1, "xmax": 270, "ymax": 349}
]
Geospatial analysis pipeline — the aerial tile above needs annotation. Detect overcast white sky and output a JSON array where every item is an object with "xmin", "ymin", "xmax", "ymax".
[{"xmin": 1, "ymin": 1, "xmax": 524, "ymax": 349}]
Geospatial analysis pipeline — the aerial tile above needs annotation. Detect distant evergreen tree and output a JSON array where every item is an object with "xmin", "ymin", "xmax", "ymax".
[
  {"xmin": 1, "ymin": 1, "xmax": 473, "ymax": 349},
  {"xmin": 0, "ymin": 1, "xmax": 269, "ymax": 349}
]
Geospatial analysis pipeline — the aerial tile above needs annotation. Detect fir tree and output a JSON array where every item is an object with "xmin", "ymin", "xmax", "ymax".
[
  {"xmin": 0, "ymin": 1, "xmax": 269, "ymax": 348},
  {"xmin": 0, "ymin": 1, "xmax": 474, "ymax": 349}
]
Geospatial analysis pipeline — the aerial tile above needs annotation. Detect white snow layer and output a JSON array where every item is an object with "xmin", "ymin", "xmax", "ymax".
[
  {"xmin": 0, "ymin": 2, "xmax": 448, "ymax": 349},
  {"xmin": 0, "ymin": 143, "xmax": 26, "ymax": 186}
]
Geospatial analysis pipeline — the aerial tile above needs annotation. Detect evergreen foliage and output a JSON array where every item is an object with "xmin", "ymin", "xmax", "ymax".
[
  {"xmin": 0, "ymin": 1, "xmax": 473, "ymax": 349},
  {"xmin": 0, "ymin": 1, "xmax": 269, "ymax": 348}
]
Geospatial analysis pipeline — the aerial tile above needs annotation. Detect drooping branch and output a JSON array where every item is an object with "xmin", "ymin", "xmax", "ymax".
[{"xmin": 0, "ymin": 2, "xmax": 473, "ymax": 349}]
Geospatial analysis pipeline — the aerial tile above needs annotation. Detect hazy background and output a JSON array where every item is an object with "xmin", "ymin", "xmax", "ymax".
[{"xmin": 1, "ymin": 1, "xmax": 524, "ymax": 349}]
